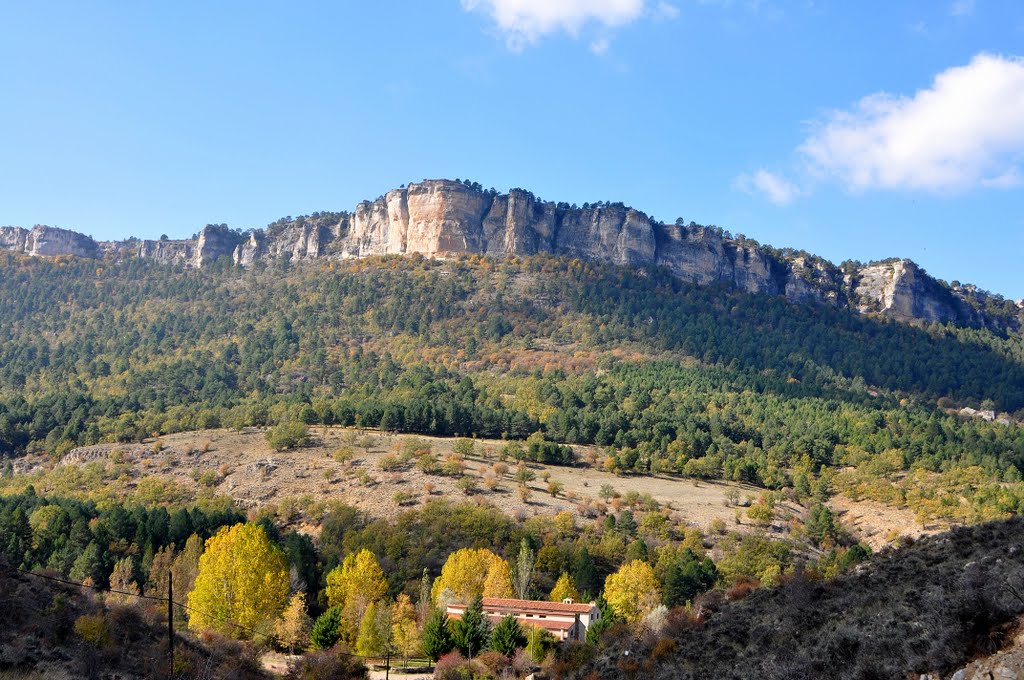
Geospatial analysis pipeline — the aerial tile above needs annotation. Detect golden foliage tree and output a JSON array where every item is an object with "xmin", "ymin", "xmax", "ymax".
[
  {"xmin": 549, "ymin": 573, "xmax": 581, "ymax": 603},
  {"xmin": 275, "ymin": 592, "xmax": 312, "ymax": 654},
  {"xmin": 171, "ymin": 533, "xmax": 204, "ymax": 602},
  {"xmin": 186, "ymin": 523, "xmax": 289, "ymax": 637},
  {"xmin": 391, "ymin": 593, "xmax": 421, "ymax": 666},
  {"xmin": 355, "ymin": 601, "xmax": 391, "ymax": 658},
  {"xmin": 325, "ymin": 548, "xmax": 388, "ymax": 640},
  {"xmin": 146, "ymin": 545, "xmax": 175, "ymax": 598},
  {"xmin": 602, "ymin": 560, "xmax": 661, "ymax": 623},
  {"xmin": 108, "ymin": 556, "xmax": 139, "ymax": 603},
  {"xmin": 431, "ymin": 548, "xmax": 513, "ymax": 605}
]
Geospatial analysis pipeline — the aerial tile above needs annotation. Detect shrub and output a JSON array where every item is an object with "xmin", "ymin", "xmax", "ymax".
[
  {"xmin": 434, "ymin": 651, "xmax": 469, "ymax": 680},
  {"xmin": 417, "ymin": 454, "xmax": 440, "ymax": 475},
  {"xmin": 477, "ymin": 650, "xmax": 510, "ymax": 674},
  {"xmin": 456, "ymin": 476, "xmax": 478, "ymax": 495},
  {"xmin": 266, "ymin": 421, "xmax": 309, "ymax": 451},
  {"xmin": 378, "ymin": 454, "xmax": 403, "ymax": 471},
  {"xmin": 393, "ymin": 491, "xmax": 416, "ymax": 506},
  {"xmin": 74, "ymin": 613, "xmax": 110, "ymax": 647},
  {"xmin": 284, "ymin": 649, "xmax": 368, "ymax": 679}
]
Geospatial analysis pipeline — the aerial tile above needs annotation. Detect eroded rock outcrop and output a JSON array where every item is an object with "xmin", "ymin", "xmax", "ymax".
[
  {"xmin": 854, "ymin": 260, "xmax": 980, "ymax": 325},
  {"xmin": 1, "ymin": 225, "xmax": 97, "ymax": 258},
  {"xmin": 1, "ymin": 179, "xmax": 1017, "ymax": 328}
]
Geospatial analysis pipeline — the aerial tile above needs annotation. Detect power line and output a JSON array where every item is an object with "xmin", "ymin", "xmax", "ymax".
[
  {"xmin": 4, "ymin": 563, "xmax": 280, "ymax": 641},
  {"xmin": 2, "ymin": 563, "xmax": 371, "ymax": 661}
]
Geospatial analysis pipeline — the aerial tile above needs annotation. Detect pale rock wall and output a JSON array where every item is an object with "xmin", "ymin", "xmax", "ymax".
[
  {"xmin": 854, "ymin": 260, "xmax": 974, "ymax": 324},
  {"xmin": 1, "ymin": 179, "xmax": 1015, "ymax": 328}
]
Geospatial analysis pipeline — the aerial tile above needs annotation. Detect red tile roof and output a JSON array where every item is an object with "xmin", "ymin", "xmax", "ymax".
[{"xmin": 480, "ymin": 597, "xmax": 598, "ymax": 615}]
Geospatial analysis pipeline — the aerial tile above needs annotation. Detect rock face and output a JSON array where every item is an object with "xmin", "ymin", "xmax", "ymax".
[
  {"xmin": 0, "ymin": 226, "xmax": 97, "ymax": 258},
  {"xmin": 1, "ymin": 179, "xmax": 1018, "ymax": 328},
  {"xmin": 854, "ymin": 260, "xmax": 980, "ymax": 325}
]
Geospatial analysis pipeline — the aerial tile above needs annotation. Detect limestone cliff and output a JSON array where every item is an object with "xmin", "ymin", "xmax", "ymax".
[
  {"xmin": 0, "ymin": 225, "xmax": 97, "ymax": 259},
  {"xmin": 853, "ymin": 260, "xmax": 981, "ymax": 325},
  {"xmin": 1, "ymin": 179, "xmax": 1018, "ymax": 329}
]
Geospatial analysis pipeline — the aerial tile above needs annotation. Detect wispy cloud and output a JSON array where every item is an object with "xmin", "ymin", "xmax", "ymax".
[
  {"xmin": 735, "ymin": 169, "xmax": 799, "ymax": 205},
  {"xmin": 950, "ymin": 0, "xmax": 975, "ymax": 17},
  {"xmin": 590, "ymin": 36, "xmax": 611, "ymax": 55},
  {"xmin": 799, "ymin": 53, "xmax": 1024, "ymax": 193},
  {"xmin": 652, "ymin": 1, "xmax": 680, "ymax": 20},
  {"xmin": 461, "ymin": 0, "xmax": 677, "ymax": 51}
]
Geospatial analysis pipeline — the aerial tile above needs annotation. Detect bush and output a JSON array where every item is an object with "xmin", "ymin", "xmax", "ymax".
[
  {"xmin": 434, "ymin": 651, "xmax": 469, "ymax": 680},
  {"xmin": 74, "ymin": 613, "xmax": 110, "ymax": 647},
  {"xmin": 393, "ymin": 491, "xmax": 416, "ymax": 506},
  {"xmin": 285, "ymin": 649, "xmax": 368, "ymax": 679},
  {"xmin": 456, "ymin": 476, "xmax": 478, "ymax": 495},
  {"xmin": 266, "ymin": 421, "xmax": 309, "ymax": 451},
  {"xmin": 378, "ymin": 454, "xmax": 403, "ymax": 471}
]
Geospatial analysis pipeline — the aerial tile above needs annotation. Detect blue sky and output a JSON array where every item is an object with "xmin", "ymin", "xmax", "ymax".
[{"xmin": 1, "ymin": 1, "xmax": 1022, "ymax": 298}]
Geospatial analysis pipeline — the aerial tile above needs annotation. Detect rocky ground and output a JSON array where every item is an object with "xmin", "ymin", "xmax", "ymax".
[{"xmin": 10, "ymin": 426, "xmax": 933, "ymax": 547}]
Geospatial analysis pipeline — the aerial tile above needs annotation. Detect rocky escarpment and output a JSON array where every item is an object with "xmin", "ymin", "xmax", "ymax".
[
  {"xmin": 2, "ymin": 180, "xmax": 1019, "ymax": 328},
  {"xmin": 0, "ymin": 225, "xmax": 97, "ymax": 258}
]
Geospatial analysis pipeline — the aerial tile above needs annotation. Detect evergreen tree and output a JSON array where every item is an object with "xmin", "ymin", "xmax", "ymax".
[
  {"xmin": 452, "ymin": 594, "xmax": 491, "ymax": 659},
  {"xmin": 310, "ymin": 606, "xmax": 343, "ymax": 650},
  {"xmin": 421, "ymin": 608, "xmax": 454, "ymax": 662},
  {"xmin": 489, "ymin": 615, "xmax": 527, "ymax": 657}
]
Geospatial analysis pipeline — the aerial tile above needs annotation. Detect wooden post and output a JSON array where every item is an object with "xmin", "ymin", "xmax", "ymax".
[{"xmin": 168, "ymin": 570, "xmax": 174, "ymax": 680}]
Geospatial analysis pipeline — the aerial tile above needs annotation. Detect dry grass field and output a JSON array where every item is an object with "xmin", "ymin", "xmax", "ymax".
[{"xmin": 5, "ymin": 426, "xmax": 932, "ymax": 547}]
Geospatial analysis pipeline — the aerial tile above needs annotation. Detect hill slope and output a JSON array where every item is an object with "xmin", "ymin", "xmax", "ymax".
[
  {"xmin": 566, "ymin": 516, "xmax": 1024, "ymax": 679},
  {"xmin": 1, "ymin": 253, "xmax": 1023, "ymax": 526}
]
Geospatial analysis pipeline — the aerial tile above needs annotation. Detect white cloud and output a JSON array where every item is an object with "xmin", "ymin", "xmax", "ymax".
[
  {"xmin": 799, "ymin": 53, "xmax": 1024, "ymax": 193},
  {"xmin": 461, "ymin": 0, "xmax": 675, "ymax": 50},
  {"xmin": 735, "ymin": 169, "xmax": 799, "ymax": 205},
  {"xmin": 590, "ymin": 37, "xmax": 611, "ymax": 55},
  {"xmin": 950, "ymin": 0, "xmax": 975, "ymax": 17}
]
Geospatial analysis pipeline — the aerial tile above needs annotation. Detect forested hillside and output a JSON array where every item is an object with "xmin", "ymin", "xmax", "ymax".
[{"xmin": 2, "ymin": 252, "xmax": 1024, "ymax": 522}]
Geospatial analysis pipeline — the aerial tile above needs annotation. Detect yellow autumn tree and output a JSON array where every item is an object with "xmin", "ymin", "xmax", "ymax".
[
  {"xmin": 186, "ymin": 523, "xmax": 289, "ymax": 637},
  {"xmin": 275, "ymin": 592, "xmax": 312, "ymax": 654},
  {"xmin": 603, "ymin": 560, "xmax": 661, "ymax": 623},
  {"xmin": 483, "ymin": 557, "xmax": 515, "ymax": 599},
  {"xmin": 325, "ymin": 549, "xmax": 388, "ymax": 640},
  {"xmin": 431, "ymin": 548, "xmax": 513, "ymax": 605},
  {"xmin": 549, "ymin": 573, "xmax": 581, "ymax": 603},
  {"xmin": 391, "ymin": 593, "xmax": 421, "ymax": 667}
]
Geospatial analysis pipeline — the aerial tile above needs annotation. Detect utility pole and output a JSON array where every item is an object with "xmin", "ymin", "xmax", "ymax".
[{"xmin": 167, "ymin": 570, "xmax": 174, "ymax": 680}]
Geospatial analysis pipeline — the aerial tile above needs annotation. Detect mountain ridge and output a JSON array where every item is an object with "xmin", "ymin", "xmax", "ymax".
[{"xmin": 3, "ymin": 178, "xmax": 1021, "ymax": 328}]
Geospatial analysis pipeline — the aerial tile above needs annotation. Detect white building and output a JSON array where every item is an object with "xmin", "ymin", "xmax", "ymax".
[{"xmin": 446, "ymin": 597, "xmax": 601, "ymax": 643}]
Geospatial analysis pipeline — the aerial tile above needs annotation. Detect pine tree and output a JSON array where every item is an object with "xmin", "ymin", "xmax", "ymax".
[
  {"xmin": 489, "ymin": 615, "xmax": 527, "ymax": 657},
  {"xmin": 310, "ymin": 606, "xmax": 343, "ymax": 650},
  {"xmin": 452, "ymin": 594, "xmax": 490, "ymax": 659},
  {"xmin": 421, "ymin": 608, "xmax": 453, "ymax": 662}
]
